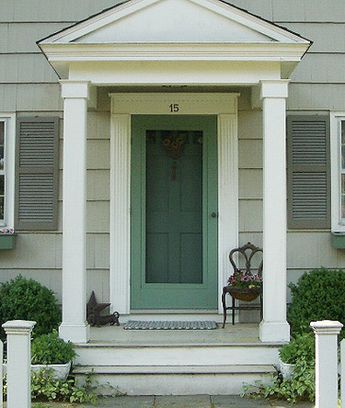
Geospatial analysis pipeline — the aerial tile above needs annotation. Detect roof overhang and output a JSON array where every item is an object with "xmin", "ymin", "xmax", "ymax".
[{"xmin": 38, "ymin": 0, "xmax": 311, "ymax": 81}]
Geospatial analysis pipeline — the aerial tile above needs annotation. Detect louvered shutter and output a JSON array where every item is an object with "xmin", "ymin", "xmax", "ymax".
[
  {"xmin": 15, "ymin": 117, "xmax": 59, "ymax": 230},
  {"xmin": 287, "ymin": 115, "xmax": 330, "ymax": 229}
]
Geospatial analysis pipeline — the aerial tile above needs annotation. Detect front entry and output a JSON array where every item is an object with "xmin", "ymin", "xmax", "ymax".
[{"xmin": 131, "ymin": 115, "xmax": 218, "ymax": 310}]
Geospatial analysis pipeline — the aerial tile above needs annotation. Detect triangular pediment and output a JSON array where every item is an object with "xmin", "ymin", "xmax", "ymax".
[{"xmin": 39, "ymin": 0, "xmax": 309, "ymax": 45}]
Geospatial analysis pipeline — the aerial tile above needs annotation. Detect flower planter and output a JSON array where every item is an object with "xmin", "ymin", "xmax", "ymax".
[
  {"xmin": 278, "ymin": 358, "xmax": 295, "ymax": 380},
  {"xmin": 31, "ymin": 361, "xmax": 72, "ymax": 380},
  {"xmin": 0, "ymin": 234, "xmax": 16, "ymax": 250},
  {"xmin": 228, "ymin": 287, "xmax": 261, "ymax": 302},
  {"xmin": 4, "ymin": 361, "xmax": 72, "ymax": 380}
]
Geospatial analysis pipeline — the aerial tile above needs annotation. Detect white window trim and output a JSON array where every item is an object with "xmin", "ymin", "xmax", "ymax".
[
  {"xmin": 330, "ymin": 112, "xmax": 345, "ymax": 233},
  {"xmin": 0, "ymin": 113, "xmax": 15, "ymax": 228}
]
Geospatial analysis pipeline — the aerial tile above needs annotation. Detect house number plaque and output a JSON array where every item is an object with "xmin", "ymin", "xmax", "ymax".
[{"xmin": 169, "ymin": 104, "xmax": 180, "ymax": 113}]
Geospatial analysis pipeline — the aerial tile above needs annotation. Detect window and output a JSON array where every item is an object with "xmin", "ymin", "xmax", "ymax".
[
  {"xmin": 0, "ymin": 114, "xmax": 15, "ymax": 228},
  {"xmin": 331, "ymin": 113, "xmax": 345, "ymax": 232}
]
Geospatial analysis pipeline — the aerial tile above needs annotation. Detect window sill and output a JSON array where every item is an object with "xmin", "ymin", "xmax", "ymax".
[
  {"xmin": 0, "ymin": 234, "xmax": 16, "ymax": 250},
  {"xmin": 331, "ymin": 232, "xmax": 345, "ymax": 249}
]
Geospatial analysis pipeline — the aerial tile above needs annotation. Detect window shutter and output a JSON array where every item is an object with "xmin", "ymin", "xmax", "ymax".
[
  {"xmin": 287, "ymin": 115, "xmax": 330, "ymax": 229},
  {"xmin": 15, "ymin": 117, "xmax": 59, "ymax": 231}
]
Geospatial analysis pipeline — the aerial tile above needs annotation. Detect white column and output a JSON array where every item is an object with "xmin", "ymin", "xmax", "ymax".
[
  {"xmin": 259, "ymin": 80, "xmax": 290, "ymax": 342},
  {"xmin": 310, "ymin": 320, "xmax": 343, "ymax": 408},
  {"xmin": 3, "ymin": 320, "xmax": 36, "ymax": 408},
  {"xmin": 59, "ymin": 80, "xmax": 90, "ymax": 343},
  {"xmin": 110, "ymin": 114, "xmax": 131, "ymax": 314}
]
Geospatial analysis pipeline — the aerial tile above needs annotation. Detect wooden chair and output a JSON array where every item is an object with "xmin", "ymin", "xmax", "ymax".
[{"xmin": 222, "ymin": 242, "xmax": 263, "ymax": 327}]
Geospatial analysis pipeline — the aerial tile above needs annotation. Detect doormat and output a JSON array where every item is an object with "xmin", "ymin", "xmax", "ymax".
[{"xmin": 123, "ymin": 320, "xmax": 218, "ymax": 330}]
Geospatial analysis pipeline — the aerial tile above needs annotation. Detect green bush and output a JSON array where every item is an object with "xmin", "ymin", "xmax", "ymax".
[
  {"xmin": 279, "ymin": 333, "xmax": 314, "ymax": 364},
  {"xmin": 32, "ymin": 331, "xmax": 76, "ymax": 365},
  {"xmin": 0, "ymin": 276, "xmax": 61, "ymax": 337},
  {"xmin": 244, "ymin": 334, "xmax": 315, "ymax": 403},
  {"xmin": 288, "ymin": 268, "xmax": 345, "ymax": 335}
]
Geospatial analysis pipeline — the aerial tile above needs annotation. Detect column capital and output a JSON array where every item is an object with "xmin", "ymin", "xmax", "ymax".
[
  {"xmin": 310, "ymin": 320, "xmax": 343, "ymax": 335},
  {"xmin": 260, "ymin": 80, "xmax": 290, "ymax": 99},
  {"xmin": 2, "ymin": 320, "xmax": 36, "ymax": 335},
  {"xmin": 60, "ymin": 80, "xmax": 90, "ymax": 99}
]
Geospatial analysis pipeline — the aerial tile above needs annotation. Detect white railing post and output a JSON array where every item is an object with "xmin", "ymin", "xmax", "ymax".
[
  {"xmin": 2, "ymin": 320, "xmax": 36, "ymax": 408},
  {"xmin": 310, "ymin": 320, "xmax": 343, "ymax": 408},
  {"xmin": 341, "ymin": 339, "xmax": 345, "ymax": 407},
  {"xmin": 0, "ymin": 338, "xmax": 3, "ymax": 408}
]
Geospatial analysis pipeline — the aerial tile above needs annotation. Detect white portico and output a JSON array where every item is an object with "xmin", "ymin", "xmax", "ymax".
[{"xmin": 38, "ymin": 0, "xmax": 310, "ymax": 345}]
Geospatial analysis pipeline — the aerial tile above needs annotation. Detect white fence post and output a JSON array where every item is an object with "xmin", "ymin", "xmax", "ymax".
[
  {"xmin": 2, "ymin": 320, "xmax": 36, "ymax": 408},
  {"xmin": 310, "ymin": 320, "xmax": 343, "ymax": 408},
  {"xmin": 341, "ymin": 339, "xmax": 345, "ymax": 407},
  {"xmin": 0, "ymin": 339, "xmax": 2, "ymax": 408}
]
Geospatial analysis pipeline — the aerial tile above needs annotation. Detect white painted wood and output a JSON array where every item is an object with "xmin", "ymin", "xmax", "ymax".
[
  {"xmin": 110, "ymin": 114, "xmax": 131, "ymax": 314},
  {"xmin": 110, "ymin": 93, "xmax": 238, "ymax": 115},
  {"xmin": 40, "ymin": 0, "xmax": 309, "ymax": 45},
  {"xmin": 3, "ymin": 320, "xmax": 36, "ymax": 408},
  {"xmin": 59, "ymin": 81, "xmax": 90, "ymax": 343},
  {"xmin": 341, "ymin": 339, "xmax": 345, "ymax": 408},
  {"xmin": 310, "ymin": 320, "xmax": 343, "ymax": 408},
  {"xmin": 259, "ymin": 80, "xmax": 290, "ymax": 343},
  {"xmin": 218, "ymin": 114, "xmax": 238, "ymax": 312},
  {"xmin": 109, "ymin": 93, "xmax": 238, "ymax": 314},
  {"xmin": 330, "ymin": 112, "xmax": 345, "ymax": 233},
  {"xmin": 0, "ymin": 338, "xmax": 2, "ymax": 408}
]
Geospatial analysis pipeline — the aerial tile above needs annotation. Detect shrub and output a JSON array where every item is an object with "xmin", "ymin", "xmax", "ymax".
[
  {"xmin": 279, "ymin": 333, "xmax": 314, "ymax": 365},
  {"xmin": 244, "ymin": 334, "xmax": 315, "ymax": 403},
  {"xmin": 31, "ymin": 369, "xmax": 97, "ymax": 404},
  {"xmin": 288, "ymin": 268, "xmax": 345, "ymax": 335},
  {"xmin": 31, "ymin": 331, "xmax": 76, "ymax": 365},
  {"xmin": 0, "ymin": 276, "xmax": 61, "ymax": 338}
]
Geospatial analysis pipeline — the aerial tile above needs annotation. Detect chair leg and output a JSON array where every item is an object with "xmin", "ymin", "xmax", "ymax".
[
  {"xmin": 232, "ymin": 295, "xmax": 235, "ymax": 325},
  {"xmin": 222, "ymin": 290, "xmax": 227, "ymax": 328}
]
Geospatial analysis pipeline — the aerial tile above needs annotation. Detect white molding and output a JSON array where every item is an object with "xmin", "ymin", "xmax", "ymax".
[
  {"xmin": 110, "ymin": 93, "xmax": 239, "ymax": 314},
  {"xmin": 39, "ymin": 0, "xmax": 309, "ymax": 45},
  {"xmin": 0, "ymin": 112, "xmax": 16, "ymax": 228},
  {"xmin": 110, "ymin": 93, "xmax": 239, "ymax": 115},
  {"xmin": 110, "ymin": 114, "xmax": 131, "ymax": 314},
  {"xmin": 42, "ymin": 43, "xmax": 309, "ymax": 62},
  {"xmin": 330, "ymin": 112, "xmax": 345, "ymax": 233},
  {"xmin": 218, "ymin": 114, "xmax": 238, "ymax": 313}
]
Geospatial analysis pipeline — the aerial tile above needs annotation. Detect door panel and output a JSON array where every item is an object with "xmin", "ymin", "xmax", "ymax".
[{"xmin": 131, "ymin": 115, "xmax": 217, "ymax": 309}]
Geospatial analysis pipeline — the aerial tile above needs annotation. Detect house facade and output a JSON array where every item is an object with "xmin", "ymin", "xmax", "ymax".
[{"xmin": 1, "ymin": 0, "xmax": 345, "ymax": 393}]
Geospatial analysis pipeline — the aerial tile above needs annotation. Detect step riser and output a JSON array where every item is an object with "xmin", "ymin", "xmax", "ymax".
[
  {"xmin": 75, "ymin": 346, "xmax": 280, "ymax": 366},
  {"xmin": 76, "ymin": 372, "xmax": 273, "ymax": 396}
]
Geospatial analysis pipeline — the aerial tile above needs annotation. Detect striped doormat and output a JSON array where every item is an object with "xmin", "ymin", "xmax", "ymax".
[{"xmin": 123, "ymin": 320, "xmax": 218, "ymax": 330}]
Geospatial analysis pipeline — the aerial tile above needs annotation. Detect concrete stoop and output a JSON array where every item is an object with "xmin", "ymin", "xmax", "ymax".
[
  {"xmin": 73, "ymin": 341, "xmax": 279, "ymax": 395},
  {"xmin": 73, "ymin": 364, "xmax": 276, "ymax": 395}
]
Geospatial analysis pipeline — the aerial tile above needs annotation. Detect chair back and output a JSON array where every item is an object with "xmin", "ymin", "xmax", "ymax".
[{"xmin": 229, "ymin": 242, "xmax": 263, "ymax": 276}]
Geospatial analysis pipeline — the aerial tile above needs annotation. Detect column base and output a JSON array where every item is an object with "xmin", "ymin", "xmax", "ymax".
[
  {"xmin": 59, "ymin": 322, "xmax": 90, "ymax": 343},
  {"xmin": 259, "ymin": 320, "xmax": 290, "ymax": 342}
]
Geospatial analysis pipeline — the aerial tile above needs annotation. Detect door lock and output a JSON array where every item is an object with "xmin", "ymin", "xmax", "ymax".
[{"xmin": 211, "ymin": 212, "xmax": 218, "ymax": 218}]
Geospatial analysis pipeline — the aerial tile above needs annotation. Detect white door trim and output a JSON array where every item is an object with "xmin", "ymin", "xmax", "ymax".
[{"xmin": 110, "ymin": 93, "xmax": 238, "ymax": 314}]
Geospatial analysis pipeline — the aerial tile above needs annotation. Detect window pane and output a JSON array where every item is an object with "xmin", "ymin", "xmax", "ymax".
[
  {"xmin": 342, "ymin": 174, "xmax": 345, "ymax": 219},
  {"xmin": 0, "ymin": 197, "xmax": 4, "ymax": 220}
]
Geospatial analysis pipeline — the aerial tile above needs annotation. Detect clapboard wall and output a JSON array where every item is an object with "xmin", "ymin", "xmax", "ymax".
[{"xmin": 0, "ymin": 0, "xmax": 345, "ymax": 302}]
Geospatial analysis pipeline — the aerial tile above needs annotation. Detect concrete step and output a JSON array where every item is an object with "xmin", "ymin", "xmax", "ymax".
[
  {"xmin": 74, "ymin": 343, "xmax": 280, "ymax": 366},
  {"xmin": 73, "ymin": 364, "xmax": 276, "ymax": 395}
]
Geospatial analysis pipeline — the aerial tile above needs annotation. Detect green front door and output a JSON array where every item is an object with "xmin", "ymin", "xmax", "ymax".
[{"xmin": 131, "ymin": 115, "xmax": 218, "ymax": 309}]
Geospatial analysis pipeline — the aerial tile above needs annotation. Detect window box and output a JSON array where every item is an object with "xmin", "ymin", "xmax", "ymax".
[
  {"xmin": 0, "ymin": 233, "xmax": 16, "ymax": 250},
  {"xmin": 331, "ymin": 232, "xmax": 345, "ymax": 249}
]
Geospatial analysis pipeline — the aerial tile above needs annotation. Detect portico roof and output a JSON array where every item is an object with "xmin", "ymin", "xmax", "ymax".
[{"xmin": 38, "ymin": 0, "xmax": 311, "ymax": 79}]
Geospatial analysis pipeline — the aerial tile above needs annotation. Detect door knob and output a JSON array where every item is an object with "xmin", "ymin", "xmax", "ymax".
[{"xmin": 211, "ymin": 212, "xmax": 218, "ymax": 218}]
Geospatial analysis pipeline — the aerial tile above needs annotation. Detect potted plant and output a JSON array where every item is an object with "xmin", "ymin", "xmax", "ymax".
[
  {"xmin": 31, "ymin": 331, "xmax": 76, "ymax": 380},
  {"xmin": 278, "ymin": 333, "xmax": 314, "ymax": 380},
  {"xmin": 227, "ymin": 271, "xmax": 262, "ymax": 301}
]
